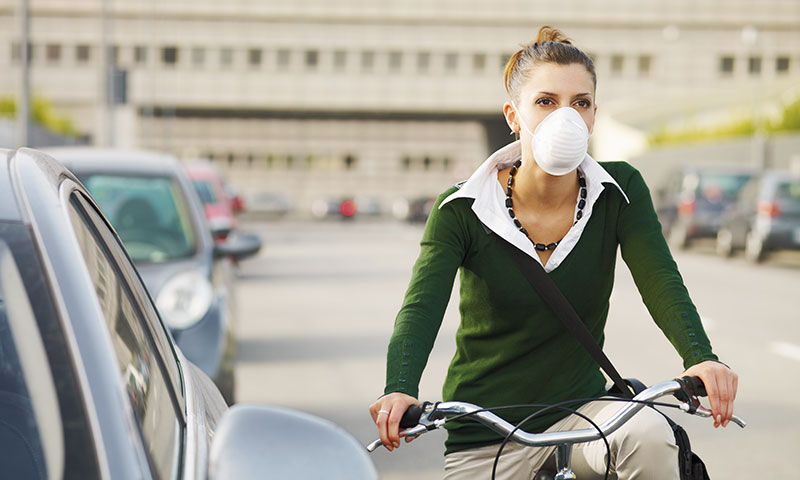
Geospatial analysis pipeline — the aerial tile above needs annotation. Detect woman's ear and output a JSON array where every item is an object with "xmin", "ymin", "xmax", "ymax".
[{"xmin": 503, "ymin": 102, "xmax": 519, "ymax": 134}]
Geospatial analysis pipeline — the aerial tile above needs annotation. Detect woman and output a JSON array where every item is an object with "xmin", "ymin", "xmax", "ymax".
[{"xmin": 369, "ymin": 26, "xmax": 738, "ymax": 479}]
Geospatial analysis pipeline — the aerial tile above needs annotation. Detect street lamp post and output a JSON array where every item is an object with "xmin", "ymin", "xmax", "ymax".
[{"xmin": 17, "ymin": 0, "xmax": 30, "ymax": 148}]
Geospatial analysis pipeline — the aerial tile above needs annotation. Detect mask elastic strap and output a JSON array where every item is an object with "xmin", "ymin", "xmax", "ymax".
[{"xmin": 511, "ymin": 102, "xmax": 535, "ymax": 137}]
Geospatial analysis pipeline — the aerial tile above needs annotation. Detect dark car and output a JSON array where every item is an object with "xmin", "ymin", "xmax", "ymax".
[
  {"xmin": 716, "ymin": 171, "xmax": 800, "ymax": 261},
  {"xmin": 655, "ymin": 165, "xmax": 756, "ymax": 249},
  {"xmin": 48, "ymin": 148, "xmax": 260, "ymax": 404},
  {"xmin": 0, "ymin": 147, "xmax": 377, "ymax": 479}
]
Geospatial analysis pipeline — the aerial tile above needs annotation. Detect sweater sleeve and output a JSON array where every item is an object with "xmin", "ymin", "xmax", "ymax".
[
  {"xmin": 384, "ymin": 190, "xmax": 468, "ymax": 398},
  {"xmin": 615, "ymin": 164, "xmax": 719, "ymax": 369}
]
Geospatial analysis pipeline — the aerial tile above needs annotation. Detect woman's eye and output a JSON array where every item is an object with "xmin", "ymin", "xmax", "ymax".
[
  {"xmin": 575, "ymin": 100, "xmax": 592, "ymax": 108},
  {"xmin": 536, "ymin": 98, "xmax": 554, "ymax": 106}
]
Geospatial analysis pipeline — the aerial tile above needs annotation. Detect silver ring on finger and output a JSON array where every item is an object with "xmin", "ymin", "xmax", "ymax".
[{"xmin": 378, "ymin": 409, "xmax": 390, "ymax": 416}]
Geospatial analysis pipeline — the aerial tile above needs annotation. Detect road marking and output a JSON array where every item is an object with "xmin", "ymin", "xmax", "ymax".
[{"xmin": 769, "ymin": 341, "xmax": 800, "ymax": 362}]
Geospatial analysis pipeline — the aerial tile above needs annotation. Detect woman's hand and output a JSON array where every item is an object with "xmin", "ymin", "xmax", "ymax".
[
  {"xmin": 369, "ymin": 392, "xmax": 419, "ymax": 451},
  {"xmin": 682, "ymin": 360, "xmax": 738, "ymax": 428}
]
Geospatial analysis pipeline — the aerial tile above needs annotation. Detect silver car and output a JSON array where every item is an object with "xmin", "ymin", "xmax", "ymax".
[
  {"xmin": 0, "ymin": 148, "xmax": 376, "ymax": 479},
  {"xmin": 47, "ymin": 148, "xmax": 256, "ymax": 404}
]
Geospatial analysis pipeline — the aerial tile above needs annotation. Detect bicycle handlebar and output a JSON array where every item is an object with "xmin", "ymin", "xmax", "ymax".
[{"xmin": 366, "ymin": 376, "xmax": 745, "ymax": 453}]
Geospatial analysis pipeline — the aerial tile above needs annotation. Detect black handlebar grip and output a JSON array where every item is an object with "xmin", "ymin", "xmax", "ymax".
[
  {"xmin": 682, "ymin": 376, "xmax": 707, "ymax": 397},
  {"xmin": 399, "ymin": 404, "xmax": 424, "ymax": 428}
]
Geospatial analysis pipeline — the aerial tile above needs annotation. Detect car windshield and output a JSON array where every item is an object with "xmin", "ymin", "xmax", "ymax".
[
  {"xmin": 696, "ymin": 172, "xmax": 753, "ymax": 201},
  {"xmin": 192, "ymin": 179, "xmax": 218, "ymax": 205},
  {"xmin": 82, "ymin": 174, "xmax": 197, "ymax": 263}
]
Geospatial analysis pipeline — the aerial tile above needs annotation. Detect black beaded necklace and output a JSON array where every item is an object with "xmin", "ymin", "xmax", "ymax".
[{"xmin": 505, "ymin": 159, "xmax": 587, "ymax": 252}]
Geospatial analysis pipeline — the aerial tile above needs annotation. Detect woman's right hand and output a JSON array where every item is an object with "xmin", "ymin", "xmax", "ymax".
[{"xmin": 368, "ymin": 392, "xmax": 419, "ymax": 452}]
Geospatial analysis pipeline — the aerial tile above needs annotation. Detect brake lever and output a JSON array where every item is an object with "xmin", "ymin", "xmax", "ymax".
[
  {"xmin": 678, "ymin": 398, "xmax": 747, "ymax": 428},
  {"xmin": 366, "ymin": 406, "xmax": 446, "ymax": 452}
]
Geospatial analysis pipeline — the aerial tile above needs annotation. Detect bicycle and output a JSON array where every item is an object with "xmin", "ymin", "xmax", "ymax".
[{"xmin": 367, "ymin": 376, "xmax": 746, "ymax": 480}]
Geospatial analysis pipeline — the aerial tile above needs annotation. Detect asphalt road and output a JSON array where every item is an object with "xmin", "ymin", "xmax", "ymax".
[{"xmin": 233, "ymin": 219, "xmax": 800, "ymax": 479}]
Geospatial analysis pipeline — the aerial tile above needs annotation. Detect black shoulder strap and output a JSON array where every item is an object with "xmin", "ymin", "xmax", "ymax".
[{"xmin": 496, "ymin": 235, "xmax": 634, "ymax": 398}]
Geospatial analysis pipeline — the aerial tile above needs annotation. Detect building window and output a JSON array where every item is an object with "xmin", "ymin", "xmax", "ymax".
[
  {"xmin": 472, "ymin": 53, "xmax": 486, "ymax": 72},
  {"xmin": 277, "ymin": 49, "xmax": 290, "ymax": 69},
  {"xmin": 417, "ymin": 52, "xmax": 431, "ymax": 73},
  {"xmin": 76, "ymin": 44, "xmax": 91, "ymax": 63},
  {"xmin": 248, "ymin": 48, "xmax": 262, "ymax": 67},
  {"xmin": 748, "ymin": 56, "xmax": 761, "ymax": 75},
  {"xmin": 610, "ymin": 54, "xmax": 624, "ymax": 75},
  {"xmin": 637, "ymin": 55, "xmax": 651, "ymax": 75},
  {"xmin": 162, "ymin": 46, "xmax": 178, "ymax": 65},
  {"xmin": 305, "ymin": 50, "xmax": 319, "ymax": 69},
  {"xmin": 389, "ymin": 51, "xmax": 403, "ymax": 71},
  {"xmin": 444, "ymin": 52, "xmax": 458, "ymax": 72},
  {"xmin": 776, "ymin": 56, "xmax": 789, "ymax": 73},
  {"xmin": 423, "ymin": 156, "xmax": 432, "ymax": 170},
  {"xmin": 46, "ymin": 43, "xmax": 61, "ymax": 63},
  {"xmin": 361, "ymin": 51, "xmax": 375, "ymax": 71},
  {"xmin": 134, "ymin": 45, "xmax": 147, "ymax": 64},
  {"xmin": 401, "ymin": 156, "xmax": 411, "ymax": 170},
  {"xmin": 191, "ymin": 47, "xmax": 205, "ymax": 66},
  {"xmin": 221, "ymin": 48, "xmax": 234, "ymax": 67},
  {"xmin": 343, "ymin": 155, "xmax": 356, "ymax": 170},
  {"xmin": 333, "ymin": 50, "xmax": 347, "ymax": 70},
  {"xmin": 719, "ymin": 56, "xmax": 734, "ymax": 75}
]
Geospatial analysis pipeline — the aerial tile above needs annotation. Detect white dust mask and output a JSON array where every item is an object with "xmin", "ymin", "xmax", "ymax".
[{"xmin": 515, "ymin": 106, "xmax": 590, "ymax": 176}]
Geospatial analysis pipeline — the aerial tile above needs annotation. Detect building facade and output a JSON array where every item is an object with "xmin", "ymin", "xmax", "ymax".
[{"xmin": 2, "ymin": 0, "xmax": 799, "ymax": 214}]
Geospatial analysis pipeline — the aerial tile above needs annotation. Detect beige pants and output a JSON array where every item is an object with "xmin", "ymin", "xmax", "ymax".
[{"xmin": 443, "ymin": 399, "xmax": 679, "ymax": 480}]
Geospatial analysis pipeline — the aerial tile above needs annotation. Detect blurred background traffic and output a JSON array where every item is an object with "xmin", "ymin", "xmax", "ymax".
[{"xmin": 2, "ymin": 0, "xmax": 800, "ymax": 478}]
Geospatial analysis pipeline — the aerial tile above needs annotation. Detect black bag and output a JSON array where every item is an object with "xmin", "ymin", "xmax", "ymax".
[{"xmin": 496, "ymin": 236, "xmax": 711, "ymax": 480}]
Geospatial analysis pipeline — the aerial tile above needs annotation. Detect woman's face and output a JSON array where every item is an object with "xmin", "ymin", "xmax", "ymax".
[{"xmin": 505, "ymin": 62, "xmax": 597, "ymax": 147}]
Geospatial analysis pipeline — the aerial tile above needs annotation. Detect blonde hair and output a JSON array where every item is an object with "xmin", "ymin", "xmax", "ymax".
[{"xmin": 503, "ymin": 26, "xmax": 596, "ymax": 101}]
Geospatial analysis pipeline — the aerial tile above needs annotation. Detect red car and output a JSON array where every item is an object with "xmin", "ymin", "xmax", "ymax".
[{"xmin": 185, "ymin": 162, "xmax": 243, "ymax": 242}]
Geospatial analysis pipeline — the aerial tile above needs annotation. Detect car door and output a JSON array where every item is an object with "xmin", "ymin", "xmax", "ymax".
[{"xmin": 65, "ymin": 189, "xmax": 188, "ymax": 479}]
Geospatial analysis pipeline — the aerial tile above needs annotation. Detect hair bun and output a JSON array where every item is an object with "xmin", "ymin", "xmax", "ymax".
[{"xmin": 535, "ymin": 25, "xmax": 572, "ymax": 45}]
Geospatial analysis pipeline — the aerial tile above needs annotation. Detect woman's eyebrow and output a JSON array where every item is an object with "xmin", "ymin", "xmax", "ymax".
[{"xmin": 536, "ymin": 91, "xmax": 593, "ymax": 98}]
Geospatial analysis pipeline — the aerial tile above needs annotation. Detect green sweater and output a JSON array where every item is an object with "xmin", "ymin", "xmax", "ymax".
[{"xmin": 384, "ymin": 161, "xmax": 718, "ymax": 455}]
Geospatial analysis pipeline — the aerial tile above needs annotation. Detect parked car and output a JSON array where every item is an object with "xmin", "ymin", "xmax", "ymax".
[
  {"xmin": 184, "ymin": 162, "xmax": 240, "ymax": 243},
  {"xmin": 655, "ymin": 165, "xmax": 756, "ymax": 248},
  {"xmin": 245, "ymin": 191, "xmax": 292, "ymax": 217},
  {"xmin": 716, "ymin": 171, "xmax": 800, "ymax": 261},
  {"xmin": 0, "ymin": 147, "xmax": 376, "ymax": 479},
  {"xmin": 311, "ymin": 197, "xmax": 358, "ymax": 219},
  {"xmin": 48, "ymin": 148, "xmax": 260, "ymax": 404}
]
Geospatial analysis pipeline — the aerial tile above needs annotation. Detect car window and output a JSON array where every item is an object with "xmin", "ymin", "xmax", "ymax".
[
  {"xmin": 80, "ymin": 174, "xmax": 197, "ymax": 263},
  {"xmin": 67, "ymin": 197, "xmax": 183, "ymax": 480},
  {"xmin": 0, "ymin": 238, "xmax": 62, "ymax": 480},
  {"xmin": 696, "ymin": 172, "xmax": 752, "ymax": 201},
  {"xmin": 192, "ymin": 180, "xmax": 218, "ymax": 205},
  {"xmin": 775, "ymin": 179, "xmax": 800, "ymax": 203},
  {"xmin": 0, "ymin": 222, "xmax": 103, "ymax": 479}
]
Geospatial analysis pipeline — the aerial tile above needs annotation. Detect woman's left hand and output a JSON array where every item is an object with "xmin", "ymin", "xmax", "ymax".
[{"xmin": 682, "ymin": 360, "xmax": 738, "ymax": 428}]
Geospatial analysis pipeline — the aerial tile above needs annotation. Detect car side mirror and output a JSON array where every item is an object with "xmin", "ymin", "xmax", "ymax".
[
  {"xmin": 213, "ymin": 232, "xmax": 261, "ymax": 261},
  {"xmin": 208, "ymin": 404, "xmax": 378, "ymax": 480}
]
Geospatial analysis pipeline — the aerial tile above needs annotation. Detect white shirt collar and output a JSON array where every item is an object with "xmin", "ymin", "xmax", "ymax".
[{"xmin": 440, "ymin": 140, "xmax": 630, "ymax": 272}]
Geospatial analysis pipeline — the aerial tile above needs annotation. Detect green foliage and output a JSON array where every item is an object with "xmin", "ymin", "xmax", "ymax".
[
  {"xmin": 0, "ymin": 95, "xmax": 79, "ymax": 137},
  {"xmin": 648, "ymin": 98, "xmax": 800, "ymax": 147}
]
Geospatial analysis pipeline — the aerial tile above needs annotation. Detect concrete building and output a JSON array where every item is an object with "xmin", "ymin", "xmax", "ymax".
[{"xmin": 2, "ymin": 0, "xmax": 799, "ymax": 214}]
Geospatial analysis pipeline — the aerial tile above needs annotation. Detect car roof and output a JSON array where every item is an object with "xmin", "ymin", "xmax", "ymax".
[{"xmin": 46, "ymin": 147, "xmax": 183, "ymax": 177}]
